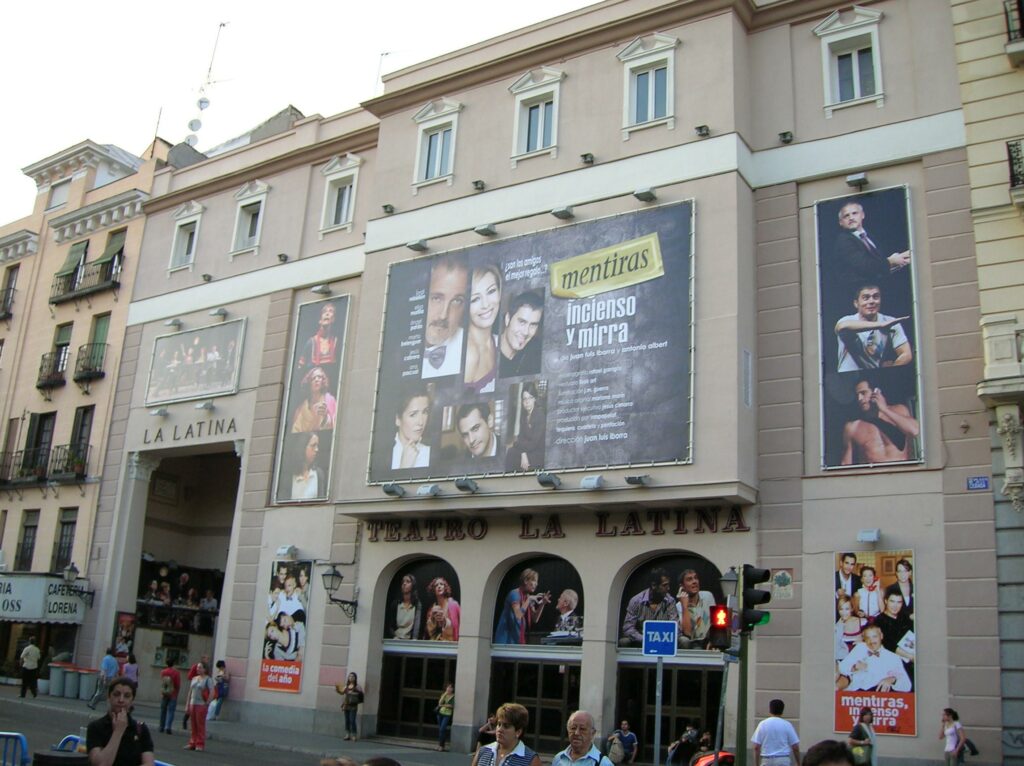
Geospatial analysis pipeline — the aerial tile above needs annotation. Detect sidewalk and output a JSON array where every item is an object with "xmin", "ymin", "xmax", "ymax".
[{"xmin": 0, "ymin": 684, "xmax": 465, "ymax": 765}]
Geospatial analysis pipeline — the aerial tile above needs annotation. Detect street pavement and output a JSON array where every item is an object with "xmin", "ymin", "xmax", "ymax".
[{"xmin": 0, "ymin": 684, "xmax": 468, "ymax": 766}]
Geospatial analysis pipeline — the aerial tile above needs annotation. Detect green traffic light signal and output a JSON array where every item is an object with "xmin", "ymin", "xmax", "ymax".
[{"xmin": 741, "ymin": 564, "xmax": 772, "ymax": 634}]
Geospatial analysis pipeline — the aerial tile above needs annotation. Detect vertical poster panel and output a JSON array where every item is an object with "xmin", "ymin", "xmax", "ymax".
[
  {"xmin": 259, "ymin": 559, "xmax": 313, "ymax": 692},
  {"xmin": 113, "ymin": 612, "xmax": 136, "ymax": 658},
  {"xmin": 368, "ymin": 203, "xmax": 694, "ymax": 482},
  {"xmin": 815, "ymin": 188, "xmax": 923, "ymax": 469},
  {"xmin": 273, "ymin": 296, "xmax": 350, "ymax": 503},
  {"xmin": 833, "ymin": 550, "xmax": 916, "ymax": 736},
  {"xmin": 380, "ymin": 558, "xmax": 461, "ymax": 642}
]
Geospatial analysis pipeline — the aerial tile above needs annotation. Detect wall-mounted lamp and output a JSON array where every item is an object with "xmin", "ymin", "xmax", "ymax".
[
  {"xmin": 150, "ymin": 408, "xmax": 169, "ymax": 418},
  {"xmin": 472, "ymin": 179, "xmax": 486, "ymax": 191},
  {"xmin": 382, "ymin": 483, "xmax": 405, "ymax": 497},
  {"xmin": 310, "ymin": 284, "xmax": 332, "ymax": 296},
  {"xmin": 537, "ymin": 472, "xmax": 561, "ymax": 489},
  {"xmin": 201, "ymin": 273, "xmax": 213, "ymax": 282},
  {"xmin": 580, "ymin": 153, "xmax": 595, "ymax": 165},
  {"xmin": 551, "ymin": 207, "xmax": 574, "ymax": 220},
  {"xmin": 277, "ymin": 253, "xmax": 289, "ymax": 263},
  {"xmin": 382, "ymin": 204, "xmax": 395, "ymax": 215},
  {"xmin": 321, "ymin": 565, "xmax": 358, "ymax": 620},
  {"xmin": 275, "ymin": 544, "xmax": 298, "ymax": 559},
  {"xmin": 454, "ymin": 477, "xmax": 479, "ymax": 493},
  {"xmin": 474, "ymin": 224, "xmax": 497, "ymax": 237},
  {"xmin": 625, "ymin": 474, "xmax": 651, "ymax": 486},
  {"xmin": 163, "ymin": 318, "xmax": 182, "ymax": 329},
  {"xmin": 695, "ymin": 125, "xmax": 710, "ymax": 138},
  {"xmin": 778, "ymin": 131, "xmax": 794, "ymax": 144},
  {"xmin": 856, "ymin": 528, "xmax": 881, "ymax": 546},
  {"xmin": 580, "ymin": 475, "xmax": 605, "ymax": 490},
  {"xmin": 416, "ymin": 484, "xmax": 441, "ymax": 497},
  {"xmin": 62, "ymin": 562, "xmax": 95, "ymax": 606},
  {"xmin": 846, "ymin": 172, "xmax": 869, "ymax": 189},
  {"xmin": 195, "ymin": 401, "xmax": 215, "ymax": 411},
  {"xmin": 209, "ymin": 307, "xmax": 228, "ymax": 320},
  {"xmin": 633, "ymin": 188, "xmax": 657, "ymax": 202},
  {"xmin": 406, "ymin": 240, "xmax": 428, "ymax": 252}
]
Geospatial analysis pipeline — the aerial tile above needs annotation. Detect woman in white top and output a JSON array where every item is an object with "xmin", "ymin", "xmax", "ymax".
[{"xmin": 940, "ymin": 708, "xmax": 966, "ymax": 765}]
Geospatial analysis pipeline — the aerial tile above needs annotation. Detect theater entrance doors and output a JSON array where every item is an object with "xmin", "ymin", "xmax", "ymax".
[
  {"xmin": 488, "ymin": 658, "xmax": 581, "ymax": 753},
  {"xmin": 378, "ymin": 653, "xmax": 457, "ymax": 740}
]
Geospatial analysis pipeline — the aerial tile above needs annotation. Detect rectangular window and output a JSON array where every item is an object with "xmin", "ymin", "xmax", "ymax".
[
  {"xmin": 54, "ymin": 323, "xmax": 73, "ymax": 372},
  {"xmin": 1, "ymin": 264, "xmax": 18, "ymax": 317},
  {"xmin": 836, "ymin": 46, "xmax": 875, "ymax": 102},
  {"xmin": 815, "ymin": 9, "xmax": 884, "ymax": 114},
  {"xmin": 234, "ymin": 201, "xmax": 262, "ymax": 251},
  {"xmin": 15, "ymin": 510, "xmax": 39, "ymax": 571},
  {"xmin": 525, "ymin": 100, "xmax": 555, "ymax": 153},
  {"xmin": 47, "ymin": 180, "xmax": 70, "ymax": 210},
  {"xmin": 423, "ymin": 126, "xmax": 453, "ymax": 180},
  {"xmin": 70, "ymin": 406, "xmax": 94, "ymax": 460},
  {"xmin": 332, "ymin": 181, "xmax": 353, "ymax": 226},
  {"xmin": 634, "ymin": 65, "xmax": 668, "ymax": 124},
  {"xmin": 51, "ymin": 509, "xmax": 77, "ymax": 572},
  {"xmin": 171, "ymin": 221, "xmax": 197, "ymax": 269}
]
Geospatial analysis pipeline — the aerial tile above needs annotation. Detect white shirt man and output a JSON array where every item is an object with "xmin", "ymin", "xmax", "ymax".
[
  {"xmin": 837, "ymin": 625, "xmax": 912, "ymax": 692},
  {"xmin": 751, "ymin": 699, "xmax": 800, "ymax": 765},
  {"xmin": 552, "ymin": 711, "xmax": 614, "ymax": 766}
]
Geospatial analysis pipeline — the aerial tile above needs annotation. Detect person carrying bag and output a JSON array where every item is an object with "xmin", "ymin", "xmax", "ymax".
[{"xmin": 847, "ymin": 707, "xmax": 876, "ymax": 766}]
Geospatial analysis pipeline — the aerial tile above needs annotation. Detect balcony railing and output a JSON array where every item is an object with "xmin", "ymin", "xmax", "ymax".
[
  {"xmin": 10, "ymin": 447, "xmax": 51, "ymax": 482},
  {"xmin": 37, "ymin": 350, "xmax": 68, "ymax": 389},
  {"xmin": 0, "ymin": 451, "xmax": 13, "ymax": 484},
  {"xmin": 1010, "ymin": 138, "xmax": 1024, "ymax": 189},
  {"xmin": 74, "ymin": 343, "xmax": 108, "ymax": 382},
  {"xmin": 1008, "ymin": 0, "xmax": 1023, "ymax": 42},
  {"xmin": 49, "ymin": 443, "xmax": 91, "ymax": 478},
  {"xmin": 49, "ymin": 257, "xmax": 121, "ymax": 304},
  {"xmin": 14, "ymin": 540, "xmax": 35, "ymax": 571},
  {"xmin": 0, "ymin": 286, "xmax": 13, "ymax": 320}
]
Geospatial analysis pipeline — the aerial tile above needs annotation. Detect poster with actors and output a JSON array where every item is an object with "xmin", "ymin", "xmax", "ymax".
[
  {"xmin": 113, "ymin": 612, "xmax": 136, "ymax": 657},
  {"xmin": 145, "ymin": 319, "xmax": 245, "ymax": 405},
  {"xmin": 259, "ymin": 559, "xmax": 313, "ymax": 692},
  {"xmin": 381, "ymin": 558, "xmax": 462, "ymax": 642},
  {"xmin": 272, "ymin": 296, "xmax": 351, "ymax": 503},
  {"xmin": 491, "ymin": 556, "xmax": 585, "ymax": 646},
  {"xmin": 368, "ymin": 202, "xmax": 694, "ymax": 483},
  {"xmin": 616, "ymin": 554, "xmax": 726, "ymax": 650},
  {"xmin": 814, "ymin": 187, "xmax": 923, "ymax": 469},
  {"xmin": 832, "ymin": 549, "xmax": 917, "ymax": 736}
]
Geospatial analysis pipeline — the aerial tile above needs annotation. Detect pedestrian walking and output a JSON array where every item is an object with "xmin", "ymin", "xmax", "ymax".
[
  {"xmin": 19, "ymin": 635, "xmax": 41, "ymax": 698},
  {"xmin": 85, "ymin": 676, "xmax": 157, "ymax": 766},
  {"xmin": 846, "ymin": 707, "xmax": 876, "ymax": 766},
  {"xmin": 751, "ymin": 698, "xmax": 801, "ymax": 765},
  {"xmin": 339, "ymin": 671, "xmax": 364, "ymax": 741},
  {"xmin": 607, "ymin": 720, "xmax": 638, "ymax": 765},
  {"xmin": 435, "ymin": 682, "xmax": 455, "ymax": 751},
  {"xmin": 471, "ymin": 702, "xmax": 542, "ymax": 766},
  {"xmin": 940, "ymin": 708, "xmax": 966, "ymax": 765},
  {"xmin": 158, "ymin": 657, "xmax": 181, "ymax": 734},
  {"xmin": 552, "ymin": 710, "xmax": 614, "ymax": 766},
  {"xmin": 184, "ymin": 661, "xmax": 215, "ymax": 751},
  {"xmin": 88, "ymin": 647, "xmax": 120, "ymax": 710}
]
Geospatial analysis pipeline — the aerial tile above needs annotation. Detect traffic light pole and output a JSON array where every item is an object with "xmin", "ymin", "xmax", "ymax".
[{"xmin": 736, "ymin": 632, "xmax": 749, "ymax": 766}]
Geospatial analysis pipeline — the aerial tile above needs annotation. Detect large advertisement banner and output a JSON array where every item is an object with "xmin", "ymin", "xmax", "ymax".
[
  {"xmin": 259, "ymin": 559, "xmax": 312, "ymax": 692},
  {"xmin": 369, "ymin": 203, "xmax": 694, "ymax": 482},
  {"xmin": 273, "ymin": 296, "xmax": 350, "ymax": 503},
  {"xmin": 833, "ymin": 550, "xmax": 916, "ymax": 736},
  {"xmin": 381, "ymin": 558, "xmax": 461, "ymax": 642},
  {"xmin": 145, "ymin": 319, "xmax": 245, "ymax": 405},
  {"xmin": 815, "ymin": 188, "xmax": 922, "ymax": 469},
  {"xmin": 492, "ymin": 557, "xmax": 585, "ymax": 646}
]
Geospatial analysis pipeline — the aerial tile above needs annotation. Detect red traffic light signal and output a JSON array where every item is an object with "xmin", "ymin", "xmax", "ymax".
[
  {"xmin": 708, "ymin": 604, "xmax": 732, "ymax": 649},
  {"xmin": 711, "ymin": 604, "xmax": 730, "ymax": 629}
]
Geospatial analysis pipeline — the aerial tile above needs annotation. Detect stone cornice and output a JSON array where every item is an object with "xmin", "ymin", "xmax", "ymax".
[
  {"xmin": 22, "ymin": 140, "xmax": 140, "ymax": 188},
  {"xmin": 0, "ymin": 229, "xmax": 39, "ymax": 262},
  {"xmin": 48, "ymin": 189, "xmax": 149, "ymax": 244}
]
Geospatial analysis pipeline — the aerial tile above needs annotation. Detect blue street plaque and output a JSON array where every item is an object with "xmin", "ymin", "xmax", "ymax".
[
  {"xmin": 966, "ymin": 476, "xmax": 990, "ymax": 491},
  {"xmin": 642, "ymin": 620, "xmax": 678, "ymax": 656}
]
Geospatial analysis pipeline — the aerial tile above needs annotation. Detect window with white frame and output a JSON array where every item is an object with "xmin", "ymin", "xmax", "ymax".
[
  {"xmin": 509, "ymin": 67, "xmax": 564, "ymax": 163},
  {"xmin": 47, "ymin": 179, "xmax": 70, "ymax": 210},
  {"xmin": 168, "ymin": 201, "xmax": 203, "ymax": 271},
  {"xmin": 618, "ymin": 33, "xmax": 679, "ymax": 138},
  {"xmin": 320, "ymin": 153, "xmax": 362, "ymax": 234},
  {"xmin": 413, "ymin": 98, "xmax": 462, "ymax": 187},
  {"xmin": 231, "ymin": 180, "xmax": 269, "ymax": 254},
  {"xmin": 813, "ymin": 6, "xmax": 884, "ymax": 117}
]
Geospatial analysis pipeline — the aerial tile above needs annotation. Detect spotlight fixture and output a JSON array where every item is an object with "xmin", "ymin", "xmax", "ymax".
[
  {"xmin": 454, "ymin": 477, "xmax": 479, "ymax": 493},
  {"xmin": 201, "ymin": 273, "xmax": 212, "ymax": 282},
  {"xmin": 150, "ymin": 408, "xmax": 169, "ymax": 417},
  {"xmin": 416, "ymin": 483, "xmax": 441, "ymax": 497},
  {"xmin": 474, "ymin": 224, "xmax": 497, "ymax": 237},
  {"xmin": 406, "ymin": 240, "xmax": 428, "ymax": 252},
  {"xmin": 695, "ymin": 125, "xmax": 710, "ymax": 138},
  {"xmin": 551, "ymin": 206, "xmax": 574, "ymax": 220},
  {"xmin": 472, "ymin": 179, "xmax": 486, "ymax": 191},
  {"xmin": 580, "ymin": 475, "xmax": 605, "ymax": 490},
  {"xmin": 382, "ymin": 203, "xmax": 395, "ymax": 215},
  {"xmin": 537, "ymin": 472, "xmax": 561, "ymax": 489},
  {"xmin": 580, "ymin": 152, "xmax": 594, "ymax": 165},
  {"xmin": 310, "ymin": 284, "xmax": 332, "ymax": 295},
  {"xmin": 277, "ymin": 253, "xmax": 289, "ymax": 263},
  {"xmin": 633, "ymin": 188, "xmax": 657, "ymax": 202},
  {"xmin": 856, "ymin": 527, "xmax": 881, "ymax": 544},
  {"xmin": 382, "ymin": 483, "xmax": 406, "ymax": 497},
  {"xmin": 195, "ymin": 401, "xmax": 215, "ymax": 411},
  {"xmin": 625, "ymin": 474, "xmax": 651, "ymax": 486},
  {"xmin": 778, "ymin": 131, "xmax": 794, "ymax": 144},
  {"xmin": 209, "ymin": 307, "xmax": 228, "ymax": 320},
  {"xmin": 275, "ymin": 544, "xmax": 298, "ymax": 559},
  {"xmin": 846, "ymin": 172, "xmax": 868, "ymax": 189},
  {"xmin": 163, "ymin": 318, "xmax": 182, "ymax": 329}
]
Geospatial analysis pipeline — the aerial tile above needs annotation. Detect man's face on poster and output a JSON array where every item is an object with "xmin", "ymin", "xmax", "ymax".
[
  {"xmin": 502, "ymin": 305, "xmax": 543, "ymax": 354},
  {"xmin": 855, "ymin": 381, "xmax": 876, "ymax": 413},
  {"xmin": 458, "ymin": 407, "xmax": 494, "ymax": 457},
  {"xmin": 884, "ymin": 593, "xmax": 904, "ymax": 617},
  {"xmin": 425, "ymin": 264, "xmax": 468, "ymax": 346},
  {"xmin": 853, "ymin": 287, "xmax": 881, "ymax": 321},
  {"xmin": 863, "ymin": 626, "xmax": 883, "ymax": 652},
  {"xmin": 838, "ymin": 203, "xmax": 865, "ymax": 232},
  {"xmin": 841, "ymin": 555, "xmax": 856, "ymax": 575}
]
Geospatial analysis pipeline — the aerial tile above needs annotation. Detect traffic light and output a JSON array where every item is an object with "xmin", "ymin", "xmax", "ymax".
[
  {"xmin": 741, "ymin": 564, "xmax": 772, "ymax": 634},
  {"xmin": 708, "ymin": 604, "xmax": 732, "ymax": 649}
]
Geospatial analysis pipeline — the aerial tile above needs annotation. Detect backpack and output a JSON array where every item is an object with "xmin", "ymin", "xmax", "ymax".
[{"xmin": 161, "ymin": 675, "xmax": 173, "ymax": 698}]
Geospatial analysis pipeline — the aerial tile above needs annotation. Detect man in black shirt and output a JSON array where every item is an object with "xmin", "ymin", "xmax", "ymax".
[{"xmin": 86, "ymin": 676, "xmax": 155, "ymax": 766}]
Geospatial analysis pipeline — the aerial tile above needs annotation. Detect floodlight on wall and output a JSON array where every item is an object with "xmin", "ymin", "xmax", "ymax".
[
  {"xmin": 695, "ymin": 125, "xmax": 710, "ymax": 138},
  {"xmin": 62, "ymin": 563, "xmax": 95, "ymax": 606},
  {"xmin": 195, "ymin": 401, "xmax": 215, "ymax": 411},
  {"xmin": 416, "ymin": 483, "xmax": 441, "ymax": 497},
  {"xmin": 382, "ymin": 204, "xmax": 395, "ymax": 215},
  {"xmin": 310, "ymin": 284, "xmax": 332, "ymax": 295},
  {"xmin": 275, "ymin": 544, "xmax": 298, "ymax": 559},
  {"xmin": 580, "ymin": 475, "xmax": 605, "ymax": 490},
  {"xmin": 209, "ymin": 307, "xmax": 228, "ymax": 320},
  {"xmin": 277, "ymin": 253, "xmax": 289, "ymax": 263},
  {"xmin": 846, "ymin": 172, "xmax": 869, "ymax": 189},
  {"xmin": 321, "ymin": 565, "xmax": 358, "ymax": 620},
  {"xmin": 164, "ymin": 318, "xmax": 182, "ymax": 329},
  {"xmin": 454, "ymin": 477, "xmax": 479, "ymax": 493},
  {"xmin": 778, "ymin": 131, "xmax": 794, "ymax": 144},
  {"xmin": 633, "ymin": 188, "xmax": 657, "ymax": 202},
  {"xmin": 580, "ymin": 153, "xmax": 594, "ymax": 165},
  {"xmin": 625, "ymin": 474, "xmax": 651, "ymax": 486},
  {"xmin": 201, "ymin": 273, "xmax": 213, "ymax": 282},
  {"xmin": 382, "ymin": 483, "xmax": 406, "ymax": 497},
  {"xmin": 856, "ymin": 528, "xmax": 881, "ymax": 544},
  {"xmin": 150, "ymin": 408, "xmax": 169, "ymax": 418},
  {"xmin": 472, "ymin": 179, "xmax": 486, "ymax": 191},
  {"xmin": 406, "ymin": 240, "xmax": 428, "ymax": 252},
  {"xmin": 551, "ymin": 207, "xmax": 574, "ymax": 220},
  {"xmin": 537, "ymin": 472, "xmax": 561, "ymax": 489},
  {"xmin": 474, "ymin": 224, "xmax": 497, "ymax": 237}
]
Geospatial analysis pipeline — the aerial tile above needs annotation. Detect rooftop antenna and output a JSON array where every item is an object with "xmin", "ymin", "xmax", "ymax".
[
  {"xmin": 185, "ymin": 22, "xmax": 229, "ymax": 148},
  {"xmin": 375, "ymin": 51, "xmax": 391, "ymax": 96}
]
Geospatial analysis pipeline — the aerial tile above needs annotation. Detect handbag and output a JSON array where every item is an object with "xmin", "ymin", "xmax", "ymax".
[
  {"xmin": 609, "ymin": 739, "xmax": 625, "ymax": 765},
  {"xmin": 850, "ymin": 744, "xmax": 871, "ymax": 765},
  {"xmin": 965, "ymin": 738, "xmax": 979, "ymax": 757}
]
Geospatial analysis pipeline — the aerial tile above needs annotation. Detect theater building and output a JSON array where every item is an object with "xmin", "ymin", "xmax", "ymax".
[{"xmin": 75, "ymin": 1, "xmax": 1005, "ymax": 763}]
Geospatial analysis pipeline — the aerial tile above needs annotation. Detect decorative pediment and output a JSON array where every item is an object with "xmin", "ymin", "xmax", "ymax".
[
  {"xmin": 50, "ymin": 189, "xmax": 149, "ymax": 244},
  {"xmin": 321, "ymin": 153, "xmax": 363, "ymax": 177},
  {"xmin": 413, "ymin": 98, "xmax": 463, "ymax": 124},
  {"xmin": 813, "ymin": 5, "xmax": 883, "ymax": 38},
  {"xmin": 234, "ymin": 179, "xmax": 270, "ymax": 201},
  {"xmin": 22, "ymin": 140, "xmax": 140, "ymax": 188},
  {"xmin": 617, "ymin": 33, "xmax": 679, "ymax": 63},
  {"xmin": 172, "ymin": 200, "xmax": 205, "ymax": 220},
  {"xmin": 509, "ymin": 67, "xmax": 566, "ymax": 95},
  {"xmin": 0, "ymin": 229, "xmax": 38, "ymax": 262}
]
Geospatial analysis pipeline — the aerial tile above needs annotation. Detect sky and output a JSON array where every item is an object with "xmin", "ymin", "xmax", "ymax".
[{"xmin": 0, "ymin": 0, "xmax": 595, "ymax": 222}]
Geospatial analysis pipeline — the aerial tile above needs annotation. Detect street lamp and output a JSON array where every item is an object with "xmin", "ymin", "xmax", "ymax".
[
  {"xmin": 62, "ymin": 562, "xmax": 95, "ymax": 606},
  {"xmin": 321, "ymin": 565, "xmax": 358, "ymax": 620}
]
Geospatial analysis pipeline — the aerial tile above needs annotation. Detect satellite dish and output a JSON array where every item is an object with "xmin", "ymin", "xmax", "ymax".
[
  {"xmin": 197, "ymin": 97, "xmax": 210, "ymax": 110},
  {"xmin": 188, "ymin": 119, "xmax": 202, "ymax": 131},
  {"xmin": 185, "ymin": 134, "xmax": 199, "ymax": 147}
]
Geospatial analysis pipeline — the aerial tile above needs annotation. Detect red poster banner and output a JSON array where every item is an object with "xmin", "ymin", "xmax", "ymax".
[
  {"xmin": 259, "ymin": 659, "xmax": 302, "ymax": 693},
  {"xmin": 258, "ymin": 559, "xmax": 311, "ymax": 693},
  {"xmin": 835, "ymin": 691, "xmax": 916, "ymax": 737}
]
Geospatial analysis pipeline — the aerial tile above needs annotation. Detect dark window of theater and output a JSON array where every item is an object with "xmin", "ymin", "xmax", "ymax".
[
  {"xmin": 51, "ymin": 508, "xmax": 77, "ymax": 572},
  {"xmin": 15, "ymin": 510, "xmax": 39, "ymax": 570},
  {"xmin": 489, "ymin": 659, "xmax": 581, "ymax": 753},
  {"xmin": 378, "ymin": 654, "xmax": 456, "ymax": 739},
  {"xmin": 614, "ymin": 666, "xmax": 722, "ymax": 754}
]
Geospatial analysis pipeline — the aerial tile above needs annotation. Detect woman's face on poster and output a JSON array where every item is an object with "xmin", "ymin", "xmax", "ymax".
[
  {"xmin": 862, "ymin": 568, "xmax": 875, "ymax": 587},
  {"xmin": 838, "ymin": 599, "xmax": 852, "ymax": 620},
  {"xmin": 434, "ymin": 579, "xmax": 448, "ymax": 598},
  {"xmin": 401, "ymin": 575, "xmax": 414, "ymax": 594},
  {"xmin": 896, "ymin": 562, "xmax": 912, "ymax": 582},
  {"xmin": 319, "ymin": 304, "xmax": 336, "ymax": 327},
  {"xmin": 469, "ymin": 270, "xmax": 500, "ymax": 330},
  {"xmin": 304, "ymin": 434, "xmax": 319, "ymax": 465},
  {"xmin": 308, "ymin": 368, "xmax": 329, "ymax": 395},
  {"xmin": 396, "ymin": 396, "xmax": 430, "ymax": 444},
  {"xmin": 521, "ymin": 388, "xmax": 536, "ymax": 415}
]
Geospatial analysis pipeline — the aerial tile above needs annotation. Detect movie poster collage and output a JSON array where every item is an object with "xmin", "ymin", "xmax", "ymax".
[
  {"xmin": 145, "ymin": 319, "xmax": 246, "ymax": 405},
  {"xmin": 380, "ymin": 558, "xmax": 462, "ymax": 642},
  {"xmin": 259, "ymin": 559, "xmax": 313, "ymax": 692},
  {"xmin": 832, "ymin": 549, "xmax": 917, "ymax": 736},
  {"xmin": 369, "ymin": 203, "xmax": 694, "ymax": 483},
  {"xmin": 273, "ymin": 296, "xmax": 351, "ymax": 503},
  {"xmin": 815, "ymin": 187, "xmax": 922, "ymax": 469}
]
